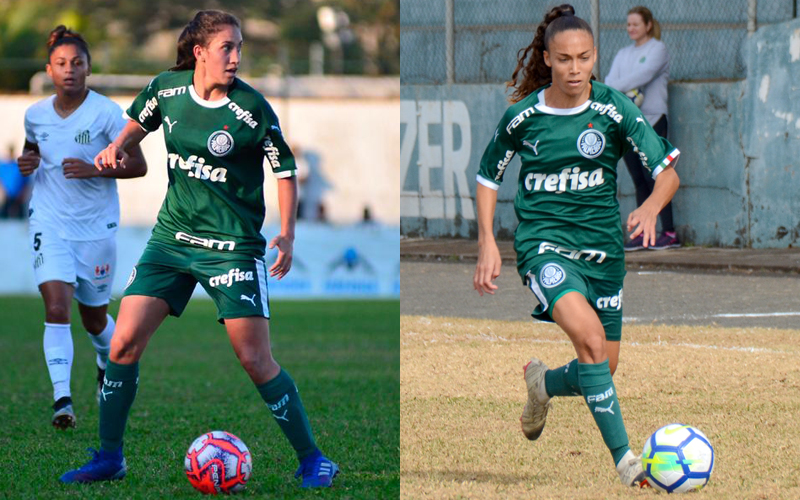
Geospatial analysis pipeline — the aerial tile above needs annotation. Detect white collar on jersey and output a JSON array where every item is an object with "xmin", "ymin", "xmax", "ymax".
[
  {"xmin": 534, "ymin": 88, "xmax": 592, "ymax": 115},
  {"xmin": 188, "ymin": 85, "xmax": 231, "ymax": 108}
]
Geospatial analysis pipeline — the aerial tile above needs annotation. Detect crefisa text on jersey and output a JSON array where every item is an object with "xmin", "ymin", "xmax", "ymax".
[
  {"xmin": 228, "ymin": 101, "xmax": 258, "ymax": 129},
  {"xmin": 167, "ymin": 153, "xmax": 228, "ymax": 183},
  {"xmin": 524, "ymin": 166, "xmax": 604, "ymax": 193},
  {"xmin": 590, "ymin": 101, "xmax": 623, "ymax": 123}
]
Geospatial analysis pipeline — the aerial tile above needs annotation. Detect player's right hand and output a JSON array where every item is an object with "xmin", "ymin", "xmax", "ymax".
[
  {"xmin": 94, "ymin": 143, "xmax": 128, "ymax": 171},
  {"xmin": 17, "ymin": 150, "xmax": 41, "ymax": 176},
  {"xmin": 473, "ymin": 241, "xmax": 502, "ymax": 296}
]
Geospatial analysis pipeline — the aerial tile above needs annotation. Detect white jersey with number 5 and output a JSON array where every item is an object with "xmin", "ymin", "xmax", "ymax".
[{"xmin": 24, "ymin": 90, "xmax": 127, "ymax": 240}]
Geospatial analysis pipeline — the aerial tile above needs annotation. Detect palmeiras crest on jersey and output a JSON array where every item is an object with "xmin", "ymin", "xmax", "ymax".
[
  {"xmin": 540, "ymin": 263, "xmax": 565, "ymax": 288},
  {"xmin": 208, "ymin": 130, "xmax": 235, "ymax": 157},
  {"xmin": 577, "ymin": 129, "xmax": 605, "ymax": 159}
]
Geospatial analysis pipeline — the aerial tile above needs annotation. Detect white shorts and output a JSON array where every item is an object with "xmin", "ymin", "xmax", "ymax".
[{"xmin": 29, "ymin": 220, "xmax": 117, "ymax": 307}]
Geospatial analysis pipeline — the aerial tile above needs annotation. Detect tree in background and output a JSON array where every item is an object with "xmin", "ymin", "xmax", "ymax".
[{"xmin": 0, "ymin": 0, "xmax": 399, "ymax": 91}]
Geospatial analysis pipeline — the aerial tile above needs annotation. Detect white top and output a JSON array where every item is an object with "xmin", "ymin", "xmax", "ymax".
[
  {"xmin": 24, "ymin": 90, "xmax": 127, "ymax": 240},
  {"xmin": 605, "ymin": 38, "xmax": 670, "ymax": 125}
]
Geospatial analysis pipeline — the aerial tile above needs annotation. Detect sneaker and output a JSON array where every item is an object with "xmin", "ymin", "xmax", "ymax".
[
  {"xmin": 649, "ymin": 231, "xmax": 680, "ymax": 250},
  {"xmin": 294, "ymin": 450, "xmax": 339, "ymax": 488},
  {"xmin": 623, "ymin": 234, "xmax": 645, "ymax": 252},
  {"xmin": 520, "ymin": 358, "xmax": 551, "ymax": 441},
  {"xmin": 59, "ymin": 447, "xmax": 127, "ymax": 483},
  {"xmin": 96, "ymin": 367, "xmax": 105, "ymax": 405},
  {"xmin": 52, "ymin": 397, "xmax": 76, "ymax": 430},
  {"xmin": 616, "ymin": 450, "xmax": 648, "ymax": 487}
]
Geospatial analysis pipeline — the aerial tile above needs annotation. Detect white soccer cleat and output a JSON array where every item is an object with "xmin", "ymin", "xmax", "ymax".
[
  {"xmin": 616, "ymin": 449, "xmax": 648, "ymax": 487},
  {"xmin": 52, "ymin": 398, "xmax": 76, "ymax": 430},
  {"xmin": 520, "ymin": 358, "xmax": 551, "ymax": 440}
]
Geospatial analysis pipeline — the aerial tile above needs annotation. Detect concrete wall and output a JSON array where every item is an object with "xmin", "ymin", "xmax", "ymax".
[
  {"xmin": 400, "ymin": 18, "xmax": 800, "ymax": 248},
  {"xmin": 0, "ymin": 94, "xmax": 400, "ymax": 226}
]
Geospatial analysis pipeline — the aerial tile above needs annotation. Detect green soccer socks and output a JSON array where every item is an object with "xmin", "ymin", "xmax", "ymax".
[
  {"xmin": 544, "ymin": 358, "xmax": 581, "ymax": 397},
  {"xmin": 256, "ymin": 369, "xmax": 318, "ymax": 460},
  {"xmin": 99, "ymin": 360, "xmax": 139, "ymax": 452},
  {"xmin": 578, "ymin": 359, "xmax": 630, "ymax": 465}
]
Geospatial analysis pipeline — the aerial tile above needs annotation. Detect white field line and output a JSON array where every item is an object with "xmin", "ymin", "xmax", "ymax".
[
  {"xmin": 403, "ymin": 328, "xmax": 797, "ymax": 354},
  {"xmin": 623, "ymin": 311, "xmax": 800, "ymax": 322}
]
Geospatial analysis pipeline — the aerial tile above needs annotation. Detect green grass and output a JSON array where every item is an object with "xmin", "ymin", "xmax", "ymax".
[{"xmin": 0, "ymin": 296, "xmax": 399, "ymax": 499}]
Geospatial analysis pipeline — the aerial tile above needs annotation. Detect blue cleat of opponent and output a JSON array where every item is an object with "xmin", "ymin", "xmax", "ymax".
[
  {"xmin": 59, "ymin": 446, "xmax": 126, "ymax": 483},
  {"xmin": 294, "ymin": 450, "xmax": 339, "ymax": 488}
]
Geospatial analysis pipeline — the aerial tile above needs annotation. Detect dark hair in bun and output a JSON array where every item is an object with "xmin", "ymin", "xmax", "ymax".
[
  {"xmin": 172, "ymin": 10, "xmax": 241, "ymax": 71},
  {"xmin": 47, "ymin": 25, "xmax": 91, "ymax": 64}
]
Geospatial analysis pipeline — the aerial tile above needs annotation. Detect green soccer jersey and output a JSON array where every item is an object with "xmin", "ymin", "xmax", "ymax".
[
  {"xmin": 126, "ymin": 70, "xmax": 296, "ymax": 255},
  {"xmin": 477, "ymin": 81, "xmax": 679, "ymax": 281}
]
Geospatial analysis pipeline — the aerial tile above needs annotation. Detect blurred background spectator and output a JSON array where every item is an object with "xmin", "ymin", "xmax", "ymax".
[{"xmin": 0, "ymin": 144, "xmax": 30, "ymax": 219}]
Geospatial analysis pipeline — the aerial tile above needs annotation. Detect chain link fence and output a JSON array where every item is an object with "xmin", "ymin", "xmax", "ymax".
[{"xmin": 401, "ymin": 0, "xmax": 798, "ymax": 85}]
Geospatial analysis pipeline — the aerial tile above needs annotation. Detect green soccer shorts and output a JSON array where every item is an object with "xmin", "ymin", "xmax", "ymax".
[
  {"xmin": 524, "ymin": 257, "xmax": 623, "ymax": 341},
  {"xmin": 123, "ymin": 240, "xmax": 270, "ymax": 322}
]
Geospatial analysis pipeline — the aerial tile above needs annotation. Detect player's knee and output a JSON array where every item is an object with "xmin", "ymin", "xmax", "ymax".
[
  {"xmin": 237, "ymin": 351, "xmax": 276, "ymax": 382},
  {"xmin": 82, "ymin": 315, "xmax": 108, "ymax": 335},
  {"xmin": 109, "ymin": 330, "xmax": 141, "ymax": 363},
  {"xmin": 578, "ymin": 334, "xmax": 606, "ymax": 363},
  {"xmin": 44, "ymin": 303, "xmax": 71, "ymax": 323}
]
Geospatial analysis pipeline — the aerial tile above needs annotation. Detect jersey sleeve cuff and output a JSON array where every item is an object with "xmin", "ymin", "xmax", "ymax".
[
  {"xmin": 651, "ymin": 148, "xmax": 680, "ymax": 179},
  {"xmin": 476, "ymin": 174, "xmax": 500, "ymax": 191},
  {"xmin": 274, "ymin": 169, "xmax": 297, "ymax": 179}
]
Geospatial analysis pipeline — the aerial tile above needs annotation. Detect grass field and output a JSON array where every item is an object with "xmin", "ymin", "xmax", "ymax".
[
  {"xmin": 0, "ymin": 296, "xmax": 399, "ymax": 499},
  {"xmin": 401, "ymin": 315, "xmax": 800, "ymax": 499}
]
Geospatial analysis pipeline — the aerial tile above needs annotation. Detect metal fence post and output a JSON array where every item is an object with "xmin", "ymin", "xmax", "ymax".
[
  {"xmin": 445, "ymin": 0, "xmax": 455, "ymax": 84},
  {"xmin": 747, "ymin": 0, "xmax": 757, "ymax": 34},
  {"xmin": 590, "ymin": 0, "xmax": 600, "ymax": 78}
]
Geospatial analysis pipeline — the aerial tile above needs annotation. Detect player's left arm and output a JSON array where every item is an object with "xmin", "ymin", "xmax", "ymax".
[
  {"xmin": 269, "ymin": 176, "xmax": 297, "ymax": 280},
  {"xmin": 627, "ymin": 166, "xmax": 679, "ymax": 247},
  {"xmin": 262, "ymin": 103, "xmax": 297, "ymax": 279},
  {"xmin": 621, "ymin": 99, "xmax": 681, "ymax": 247}
]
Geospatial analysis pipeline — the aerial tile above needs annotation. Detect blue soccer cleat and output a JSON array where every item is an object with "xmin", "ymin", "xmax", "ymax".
[
  {"xmin": 294, "ymin": 450, "xmax": 339, "ymax": 488},
  {"xmin": 59, "ymin": 447, "xmax": 127, "ymax": 483}
]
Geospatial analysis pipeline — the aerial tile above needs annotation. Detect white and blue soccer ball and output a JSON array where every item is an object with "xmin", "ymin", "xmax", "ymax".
[
  {"xmin": 625, "ymin": 88, "xmax": 645, "ymax": 107},
  {"xmin": 642, "ymin": 423, "xmax": 714, "ymax": 493}
]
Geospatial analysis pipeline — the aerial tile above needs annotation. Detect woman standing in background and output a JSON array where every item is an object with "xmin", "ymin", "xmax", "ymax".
[{"xmin": 606, "ymin": 6, "xmax": 679, "ymax": 251}]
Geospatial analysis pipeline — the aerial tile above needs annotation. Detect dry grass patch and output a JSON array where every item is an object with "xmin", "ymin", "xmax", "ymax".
[{"xmin": 401, "ymin": 316, "xmax": 800, "ymax": 499}]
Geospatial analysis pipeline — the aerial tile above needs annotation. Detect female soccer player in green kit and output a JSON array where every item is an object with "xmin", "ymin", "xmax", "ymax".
[
  {"xmin": 472, "ymin": 4, "xmax": 679, "ymax": 486},
  {"xmin": 60, "ymin": 10, "xmax": 338, "ymax": 488}
]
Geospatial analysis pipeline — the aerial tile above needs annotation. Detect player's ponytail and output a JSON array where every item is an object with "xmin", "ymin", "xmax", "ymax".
[
  {"xmin": 47, "ymin": 25, "xmax": 91, "ymax": 65},
  {"xmin": 172, "ymin": 10, "xmax": 241, "ymax": 71},
  {"xmin": 507, "ymin": 4, "xmax": 594, "ymax": 103},
  {"xmin": 629, "ymin": 6, "xmax": 660, "ymax": 41}
]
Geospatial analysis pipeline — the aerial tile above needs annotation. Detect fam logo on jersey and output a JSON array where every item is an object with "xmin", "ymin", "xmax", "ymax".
[
  {"xmin": 94, "ymin": 264, "xmax": 111, "ymax": 280},
  {"xmin": 540, "ymin": 263, "xmax": 565, "ymax": 288},
  {"xmin": 538, "ymin": 241, "xmax": 607, "ymax": 263},
  {"xmin": 125, "ymin": 267, "xmax": 137, "ymax": 289},
  {"xmin": 74, "ymin": 129, "xmax": 90, "ymax": 144},
  {"xmin": 263, "ymin": 137, "xmax": 281, "ymax": 170},
  {"xmin": 208, "ymin": 268, "xmax": 254, "ymax": 288},
  {"xmin": 506, "ymin": 106, "xmax": 535, "ymax": 134},
  {"xmin": 167, "ymin": 153, "xmax": 228, "ymax": 183},
  {"xmin": 157, "ymin": 86, "xmax": 186, "ymax": 98},
  {"xmin": 207, "ymin": 130, "xmax": 234, "ymax": 157},
  {"xmin": 577, "ymin": 129, "xmax": 606, "ymax": 159}
]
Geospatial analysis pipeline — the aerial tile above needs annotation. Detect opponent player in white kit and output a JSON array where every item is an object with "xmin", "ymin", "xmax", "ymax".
[{"xmin": 18, "ymin": 26, "xmax": 147, "ymax": 429}]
